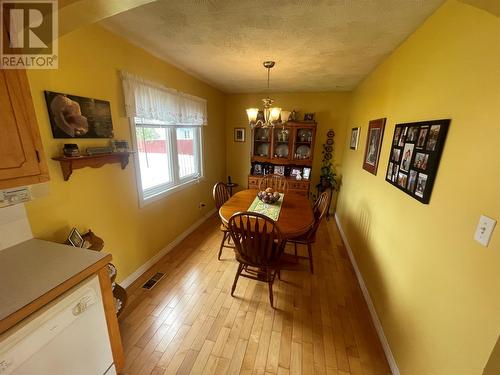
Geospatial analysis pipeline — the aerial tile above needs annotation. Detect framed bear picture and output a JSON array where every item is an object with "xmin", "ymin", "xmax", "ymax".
[{"xmin": 385, "ymin": 119, "xmax": 450, "ymax": 204}]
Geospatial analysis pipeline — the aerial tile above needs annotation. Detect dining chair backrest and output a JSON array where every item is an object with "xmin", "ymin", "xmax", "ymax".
[
  {"xmin": 312, "ymin": 189, "xmax": 331, "ymax": 221},
  {"xmin": 306, "ymin": 189, "xmax": 332, "ymax": 239},
  {"xmin": 213, "ymin": 182, "xmax": 230, "ymax": 210},
  {"xmin": 228, "ymin": 211, "xmax": 285, "ymax": 267},
  {"xmin": 258, "ymin": 174, "xmax": 289, "ymax": 193}
]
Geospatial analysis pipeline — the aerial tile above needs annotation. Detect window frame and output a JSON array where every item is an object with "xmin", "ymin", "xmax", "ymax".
[{"xmin": 129, "ymin": 118, "xmax": 204, "ymax": 207}]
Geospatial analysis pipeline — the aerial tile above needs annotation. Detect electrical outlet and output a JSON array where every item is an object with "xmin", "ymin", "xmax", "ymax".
[
  {"xmin": 474, "ymin": 215, "xmax": 496, "ymax": 247},
  {"xmin": 198, "ymin": 202, "xmax": 206, "ymax": 209}
]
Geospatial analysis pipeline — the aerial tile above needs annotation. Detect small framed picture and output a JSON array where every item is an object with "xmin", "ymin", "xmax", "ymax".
[
  {"xmin": 350, "ymin": 127, "xmax": 360, "ymax": 150},
  {"xmin": 68, "ymin": 228, "xmax": 84, "ymax": 248},
  {"xmin": 303, "ymin": 113, "xmax": 315, "ymax": 121},
  {"xmin": 302, "ymin": 167, "xmax": 311, "ymax": 180},
  {"xmin": 234, "ymin": 127, "xmax": 245, "ymax": 142},
  {"xmin": 363, "ymin": 118, "xmax": 386, "ymax": 175},
  {"xmin": 290, "ymin": 167, "xmax": 302, "ymax": 178},
  {"xmin": 274, "ymin": 165, "xmax": 285, "ymax": 175},
  {"xmin": 253, "ymin": 163, "xmax": 263, "ymax": 175}
]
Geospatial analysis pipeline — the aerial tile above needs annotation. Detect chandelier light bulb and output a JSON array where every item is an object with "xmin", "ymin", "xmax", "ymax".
[
  {"xmin": 246, "ymin": 108, "xmax": 259, "ymax": 123},
  {"xmin": 245, "ymin": 61, "xmax": 287, "ymax": 129}
]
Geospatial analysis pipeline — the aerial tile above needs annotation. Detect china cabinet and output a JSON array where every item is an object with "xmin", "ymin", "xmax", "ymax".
[{"xmin": 249, "ymin": 121, "xmax": 317, "ymax": 195}]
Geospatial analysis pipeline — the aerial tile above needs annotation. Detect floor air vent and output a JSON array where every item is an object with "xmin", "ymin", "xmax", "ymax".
[{"xmin": 142, "ymin": 272, "xmax": 165, "ymax": 290}]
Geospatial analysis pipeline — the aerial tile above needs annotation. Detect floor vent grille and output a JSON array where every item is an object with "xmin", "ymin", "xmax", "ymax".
[{"xmin": 142, "ymin": 272, "xmax": 165, "ymax": 290}]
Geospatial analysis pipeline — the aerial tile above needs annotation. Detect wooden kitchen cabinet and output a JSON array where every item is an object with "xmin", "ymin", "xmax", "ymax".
[{"xmin": 0, "ymin": 28, "xmax": 49, "ymax": 190}]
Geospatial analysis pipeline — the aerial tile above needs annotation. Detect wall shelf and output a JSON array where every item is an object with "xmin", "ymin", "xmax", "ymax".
[{"xmin": 52, "ymin": 152, "xmax": 134, "ymax": 181}]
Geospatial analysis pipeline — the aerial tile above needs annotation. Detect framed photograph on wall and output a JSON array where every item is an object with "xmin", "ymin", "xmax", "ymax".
[
  {"xmin": 362, "ymin": 118, "xmax": 386, "ymax": 175},
  {"xmin": 44, "ymin": 91, "xmax": 113, "ymax": 138},
  {"xmin": 385, "ymin": 119, "xmax": 450, "ymax": 204},
  {"xmin": 234, "ymin": 127, "xmax": 245, "ymax": 142},
  {"xmin": 350, "ymin": 127, "xmax": 360, "ymax": 150}
]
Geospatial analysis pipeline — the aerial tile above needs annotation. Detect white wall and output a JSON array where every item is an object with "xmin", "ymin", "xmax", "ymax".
[{"xmin": 0, "ymin": 204, "xmax": 33, "ymax": 250}]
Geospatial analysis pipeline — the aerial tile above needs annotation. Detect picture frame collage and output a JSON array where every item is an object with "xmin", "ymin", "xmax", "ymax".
[{"xmin": 385, "ymin": 119, "xmax": 450, "ymax": 203}]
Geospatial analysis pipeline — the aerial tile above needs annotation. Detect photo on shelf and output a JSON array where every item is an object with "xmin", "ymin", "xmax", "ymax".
[
  {"xmin": 274, "ymin": 165, "xmax": 285, "ymax": 175},
  {"xmin": 253, "ymin": 163, "xmax": 263, "ymax": 175},
  {"xmin": 68, "ymin": 228, "xmax": 84, "ymax": 248},
  {"xmin": 290, "ymin": 167, "xmax": 303, "ymax": 179},
  {"xmin": 304, "ymin": 113, "xmax": 315, "ymax": 121},
  {"xmin": 303, "ymin": 167, "xmax": 311, "ymax": 180}
]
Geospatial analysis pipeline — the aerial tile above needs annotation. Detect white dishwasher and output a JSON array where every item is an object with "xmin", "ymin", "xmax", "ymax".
[{"xmin": 0, "ymin": 275, "xmax": 115, "ymax": 375}]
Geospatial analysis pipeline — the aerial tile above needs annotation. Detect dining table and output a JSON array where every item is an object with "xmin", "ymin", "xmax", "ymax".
[{"xmin": 219, "ymin": 189, "xmax": 314, "ymax": 239}]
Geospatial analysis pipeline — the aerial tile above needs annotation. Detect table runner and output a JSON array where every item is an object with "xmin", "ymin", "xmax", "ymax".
[{"xmin": 247, "ymin": 193, "xmax": 284, "ymax": 221}]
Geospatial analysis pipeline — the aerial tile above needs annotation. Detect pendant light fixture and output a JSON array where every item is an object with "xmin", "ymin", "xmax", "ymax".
[{"xmin": 246, "ymin": 61, "xmax": 287, "ymax": 129}]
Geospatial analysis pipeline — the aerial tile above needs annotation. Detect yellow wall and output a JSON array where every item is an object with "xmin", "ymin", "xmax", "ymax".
[
  {"xmin": 225, "ymin": 92, "xmax": 350, "ymax": 193},
  {"xmin": 25, "ymin": 24, "xmax": 226, "ymax": 282},
  {"xmin": 336, "ymin": 1, "xmax": 500, "ymax": 374}
]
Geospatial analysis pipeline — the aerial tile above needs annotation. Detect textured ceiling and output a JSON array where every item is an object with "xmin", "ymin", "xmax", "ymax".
[{"xmin": 101, "ymin": 0, "xmax": 445, "ymax": 93}]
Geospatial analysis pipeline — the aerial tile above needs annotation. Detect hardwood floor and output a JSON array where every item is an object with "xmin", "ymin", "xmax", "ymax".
[{"xmin": 119, "ymin": 214, "xmax": 391, "ymax": 375}]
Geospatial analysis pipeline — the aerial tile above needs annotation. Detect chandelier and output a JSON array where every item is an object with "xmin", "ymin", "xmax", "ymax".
[{"xmin": 246, "ymin": 61, "xmax": 289, "ymax": 129}]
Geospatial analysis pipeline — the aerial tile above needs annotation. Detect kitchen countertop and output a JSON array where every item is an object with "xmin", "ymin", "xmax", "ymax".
[{"xmin": 0, "ymin": 238, "xmax": 111, "ymax": 331}]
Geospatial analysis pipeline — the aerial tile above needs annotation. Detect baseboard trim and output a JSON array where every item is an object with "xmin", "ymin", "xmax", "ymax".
[
  {"xmin": 120, "ymin": 208, "xmax": 216, "ymax": 289},
  {"xmin": 334, "ymin": 213, "xmax": 400, "ymax": 375}
]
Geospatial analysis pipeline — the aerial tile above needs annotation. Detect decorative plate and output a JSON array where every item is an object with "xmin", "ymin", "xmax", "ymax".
[
  {"xmin": 296, "ymin": 145, "xmax": 311, "ymax": 159},
  {"xmin": 275, "ymin": 144, "xmax": 289, "ymax": 158}
]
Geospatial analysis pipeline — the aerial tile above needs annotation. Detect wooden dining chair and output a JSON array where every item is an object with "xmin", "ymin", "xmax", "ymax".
[
  {"xmin": 287, "ymin": 189, "xmax": 332, "ymax": 273},
  {"xmin": 227, "ymin": 211, "xmax": 285, "ymax": 307},
  {"xmin": 212, "ymin": 182, "xmax": 232, "ymax": 260},
  {"xmin": 258, "ymin": 174, "xmax": 289, "ymax": 193}
]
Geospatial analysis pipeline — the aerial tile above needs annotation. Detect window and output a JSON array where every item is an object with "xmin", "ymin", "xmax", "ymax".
[
  {"xmin": 120, "ymin": 71, "xmax": 207, "ymax": 205},
  {"xmin": 134, "ymin": 120, "xmax": 202, "ymax": 203}
]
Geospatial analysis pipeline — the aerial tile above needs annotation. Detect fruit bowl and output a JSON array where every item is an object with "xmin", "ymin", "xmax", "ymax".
[{"xmin": 257, "ymin": 188, "xmax": 281, "ymax": 204}]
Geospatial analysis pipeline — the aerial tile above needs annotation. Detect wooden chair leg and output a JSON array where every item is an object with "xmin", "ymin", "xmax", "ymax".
[
  {"xmin": 218, "ymin": 232, "xmax": 228, "ymax": 260},
  {"xmin": 267, "ymin": 269, "xmax": 274, "ymax": 308},
  {"xmin": 231, "ymin": 263, "xmax": 243, "ymax": 296},
  {"xmin": 307, "ymin": 243, "xmax": 313, "ymax": 273}
]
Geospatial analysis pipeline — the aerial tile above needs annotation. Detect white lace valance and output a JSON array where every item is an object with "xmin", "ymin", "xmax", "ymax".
[{"xmin": 120, "ymin": 71, "xmax": 207, "ymax": 126}]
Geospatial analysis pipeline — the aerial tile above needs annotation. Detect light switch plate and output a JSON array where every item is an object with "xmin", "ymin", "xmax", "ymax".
[{"xmin": 474, "ymin": 215, "xmax": 496, "ymax": 247}]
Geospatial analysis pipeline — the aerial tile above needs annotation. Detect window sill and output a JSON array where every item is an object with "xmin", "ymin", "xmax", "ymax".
[{"xmin": 139, "ymin": 177, "xmax": 204, "ymax": 208}]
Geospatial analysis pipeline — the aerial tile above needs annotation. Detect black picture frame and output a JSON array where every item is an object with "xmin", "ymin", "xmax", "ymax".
[{"xmin": 385, "ymin": 119, "xmax": 450, "ymax": 204}]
